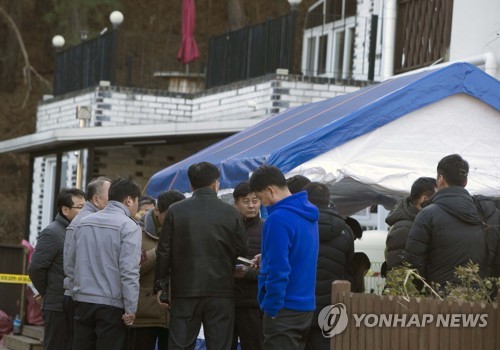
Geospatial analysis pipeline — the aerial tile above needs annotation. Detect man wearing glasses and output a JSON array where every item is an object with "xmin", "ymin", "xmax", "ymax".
[{"xmin": 29, "ymin": 187, "xmax": 86, "ymax": 350}]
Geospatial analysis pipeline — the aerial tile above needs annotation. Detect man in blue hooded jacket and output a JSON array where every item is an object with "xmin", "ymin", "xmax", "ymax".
[{"xmin": 249, "ymin": 166, "xmax": 319, "ymax": 350}]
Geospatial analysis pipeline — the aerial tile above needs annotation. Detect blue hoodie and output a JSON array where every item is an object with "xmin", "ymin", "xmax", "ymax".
[{"xmin": 258, "ymin": 191, "xmax": 319, "ymax": 317}]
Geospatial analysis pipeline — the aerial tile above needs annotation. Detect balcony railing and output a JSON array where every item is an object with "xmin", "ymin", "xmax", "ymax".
[
  {"xmin": 206, "ymin": 13, "xmax": 297, "ymax": 89},
  {"xmin": 53, "ymin": 30, "xmax": 205, "ymax": 96},
  {"xmin": 53, "ymin": 13, "xmax": 298, "ymax": 96}
]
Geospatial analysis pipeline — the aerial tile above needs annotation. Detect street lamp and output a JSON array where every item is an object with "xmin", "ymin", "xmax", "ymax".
[
  {"xmin": 51, "ymin": 35, "xmax": 65, "ymax": 49},
  {"xmin": 286, "ymin": 0, "xmax": 302, "ymax": 74},
  {"xmin": 288, "ymin": 0, "xmax": 302, "ymax": 11},
  {"xmin": 109, "ymin": 11, "xmax": 124, "ymax": 29}
]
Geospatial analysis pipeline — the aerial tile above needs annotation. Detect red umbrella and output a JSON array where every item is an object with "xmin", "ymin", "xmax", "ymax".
[{"xmin": 177, "ymin": 0, "xmax": 200, "ymax": 65}]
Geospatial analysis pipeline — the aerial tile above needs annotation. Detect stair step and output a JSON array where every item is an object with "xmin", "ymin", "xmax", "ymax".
[
  {"xmin": 20, "ymin": 326, "xmax": 44, "ymax": 341},
  {"xmin": 2, "ymin": 335, "xmax": 43, "ymax": 350}
]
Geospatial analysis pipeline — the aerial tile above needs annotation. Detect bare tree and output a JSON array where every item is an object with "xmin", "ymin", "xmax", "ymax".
[
  {"xmin": 0, "ymin": 0, "xmax": 21, "ymax": 93},
  {"xmin": 0, "ymin": 5, "xmax": 51, "ymax": 107}
]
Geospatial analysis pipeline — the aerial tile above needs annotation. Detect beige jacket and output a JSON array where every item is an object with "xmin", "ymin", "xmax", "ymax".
[{"xmin": 132, "ymin": 229, "xmax": 169, "ymax": 328}]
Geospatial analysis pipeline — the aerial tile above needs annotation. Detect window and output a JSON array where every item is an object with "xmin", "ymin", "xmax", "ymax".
[
  {"xmin": 318, "ymin": 35, "xmax": 328, "ymax": 75},
  {"xmin": 302, "ymin": 0, "xmax": 357, "ymax": 79},
  {"xmin": 305, "ymin": 37, "xmax": 317, "ymax": 76},
  {"xmin": 326, "ymin": 0, "xmax": 357, "ymax": 22}
]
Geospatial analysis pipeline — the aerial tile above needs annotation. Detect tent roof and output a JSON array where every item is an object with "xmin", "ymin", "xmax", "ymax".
[{"xmin": 145, "ymin": 63, "xmax": 500, "ymax": 196}]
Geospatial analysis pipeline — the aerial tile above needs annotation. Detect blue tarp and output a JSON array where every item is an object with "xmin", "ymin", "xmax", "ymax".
[{"xmin": 145, "ymin": 63, "xmax": 500, "ymax": 196}]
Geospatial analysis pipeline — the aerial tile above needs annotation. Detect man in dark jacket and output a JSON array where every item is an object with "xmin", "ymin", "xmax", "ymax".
[
  {"xmin": 28, "ymin": 187, "xmax": 85, "ymax": 350},
  {"xmin": 154, "ymin": 162, "xmax": 248, "ymax": 350},
  {"xmin": 385, "ymin": 177, "xmax": 436, "ymax": 270},
  {"xmin": 232, "ymin": 182, "xmax": 264, "ymax": 350},
  {"xmin": 403, "ymin": 154, "xmax": 500, "ymax": 287},
  {"xmin": 303, "ymin": 182, "xmax": 354, "ymax": 350}
]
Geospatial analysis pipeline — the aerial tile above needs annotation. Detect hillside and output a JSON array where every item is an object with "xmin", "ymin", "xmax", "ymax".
[{"xmin": 0, "ymin": 0, "xmax": 312, "ymax": 244}]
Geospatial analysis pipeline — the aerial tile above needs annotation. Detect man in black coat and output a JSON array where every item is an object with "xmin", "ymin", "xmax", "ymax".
[
  {"xmin": 303, "ymin": 182, "xmax": 354, "ymax": 350},
  {"xmin": 154, "ymin": 162, "xmax": 248, "ymax": 350},
  {"xmin": 232, "ymin": 182, "xmax": 264, "ymax": 350},
  {"xmin": 384, "ymin": 177, "xmax": 436, "ymax": 270},
  {"xmin": 403, "ymin": 154, "xmax": 500, "ymax": 287},
  {"xmin": 28, "ymin": 187, "xmax": 85, "ymax": 350}
]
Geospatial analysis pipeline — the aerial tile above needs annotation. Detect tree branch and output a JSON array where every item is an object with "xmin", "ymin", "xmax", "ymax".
[{"xmin": 0, "ymin": 5, "xmax": 52, "ymax": 108}]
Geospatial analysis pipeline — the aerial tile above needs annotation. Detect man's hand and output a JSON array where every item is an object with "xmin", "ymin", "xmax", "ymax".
[
  {"xmin": 156, "ymin": 290, "xmax": 170, "ymax": 310},
  {"xmin": 122, "ymin": 313, "xmax": 135, "ymax": 326},
  {"xmin": 251, "ymin": 254, "xmax": 261, "ymax": 270},
  {"xmin": 34, "ymin": 294, "xmax": 43, "ymax": 306},
  {"xmin": 234, "ymin": 264, "xmax": 249, "ymax": 278}
]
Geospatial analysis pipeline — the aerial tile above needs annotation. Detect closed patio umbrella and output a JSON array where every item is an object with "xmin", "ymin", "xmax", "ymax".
[{"xmin": 177, "ymin": 0, "xmax": 200, "ymax": 65}]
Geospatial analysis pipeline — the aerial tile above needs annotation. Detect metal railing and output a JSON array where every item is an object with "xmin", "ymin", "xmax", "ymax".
[
  {"xmin": 52, "ymin": 10, "xmax": 386, "ymax": 96},
  {"xmin": 206, "ymin": 13, "xmax": 297, "ymax": 89},
  {"xmin": 54, "ymin": 31, "xmax": 117, "ymax": 96},
  {"xmin": 53, "ymin": 30, "xmax": 205, "ymax": 96}
]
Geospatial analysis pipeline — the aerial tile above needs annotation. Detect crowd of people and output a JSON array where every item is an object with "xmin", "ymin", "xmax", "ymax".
[{"xmin": 27, "ymin": 153, "xmax": 500, "ymax": 350}]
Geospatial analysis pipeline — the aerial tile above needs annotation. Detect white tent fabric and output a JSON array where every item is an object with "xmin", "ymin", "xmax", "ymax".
[{"xmin": 287, "ymin": 94, "xmax": 500, "ymax": 214}]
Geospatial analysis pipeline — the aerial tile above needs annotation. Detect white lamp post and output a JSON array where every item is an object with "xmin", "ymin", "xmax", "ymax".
[
  {"xmin": 288, "ymin": 0, "xmax": 302, "ymax": 10},
  {"xmin": 109, "ymin": 11, "xmax": 124, "ymax": 29},
  {"xmin": 51, "ymin": 35, "xmax": 65, "ymax": 49}
]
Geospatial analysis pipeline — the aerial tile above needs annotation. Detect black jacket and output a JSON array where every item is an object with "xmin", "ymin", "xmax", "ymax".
[
  {"xmin": 385, "ymin": 196, "xmax": 420, "ymax": 270},
  {"xmin": 403, "ymin": 187, "xmax": 500, "ymax": 286},
  {"xmin": 234, "ymin": 216, "xmax": 263, "ymax": 308},
  {"xmin": 315, "ymin": 206, "xmax": 355, "ymax": 308},
  {"xmin": 28, "ymin": 214, "xmax": 70, "ymax": 312},
  {"xmin": 155, "ymin": 187, "xmax": 248, "ymax": 298}
]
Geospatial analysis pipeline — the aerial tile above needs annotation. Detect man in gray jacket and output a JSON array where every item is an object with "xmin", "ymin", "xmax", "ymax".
[
  {"xmin": 72, "ymin": 177, "xmax": 142, "ymax": 350},
  {"xmin": 63, "ymin": 176, "xmax": 110, "ymax": 347},
  {"xmin": 28, "ymin": 187, "xmax": 86, "ymax": 350}
]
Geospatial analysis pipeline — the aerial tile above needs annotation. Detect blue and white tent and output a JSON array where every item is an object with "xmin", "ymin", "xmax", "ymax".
[{"xmin": 145, "ymin": 63, "xmax": 500, "ymax": 214}]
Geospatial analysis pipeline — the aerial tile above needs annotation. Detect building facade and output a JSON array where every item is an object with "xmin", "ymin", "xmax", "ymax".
[{"xmin": 0, "ymin": 0, "xmax": 498, "ymax": 244}]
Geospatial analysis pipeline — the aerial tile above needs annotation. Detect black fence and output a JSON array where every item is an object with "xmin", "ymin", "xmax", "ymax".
[
  {"xmin": 53, "ymin": 31, "xmax": 117, "ymax": 96},
  {"xmin": 206, "ymin": 13, "xmax": 297, "ymax": 89},
  {"xmin": 53, "ymin": 30, "xmax": 204, "ymax": 96},
  {"xmin": 52, "ymin": 10, "xmax": 382, "ymax": 96}
]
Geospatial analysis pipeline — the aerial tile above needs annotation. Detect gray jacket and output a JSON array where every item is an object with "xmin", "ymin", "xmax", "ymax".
[
  {"xmin": 28, "ymin": 213, "xmax": 70, "ymax": 312},
  {"xmin": 72, "ymin": 201, "xmax": 142, "ymax": 313},
  {"xmin": 63, "ymin": 201, "xmax": 99, "ymax": 296}
]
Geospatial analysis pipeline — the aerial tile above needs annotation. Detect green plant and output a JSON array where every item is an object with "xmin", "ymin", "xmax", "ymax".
[{"xmin": 384, "ymin": 261, "xmax": 499, "ymax": 303}]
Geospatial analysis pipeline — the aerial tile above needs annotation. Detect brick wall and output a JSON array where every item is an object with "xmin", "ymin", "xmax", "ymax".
[{"xmin": 37, "ymin": 75, "xmax": 361, "ymax": 132}]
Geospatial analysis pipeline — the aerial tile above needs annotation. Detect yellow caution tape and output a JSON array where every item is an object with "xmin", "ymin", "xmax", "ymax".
[{"xmin": 0, "ymin": 273, "xmax": 31, "ymax": 284}]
